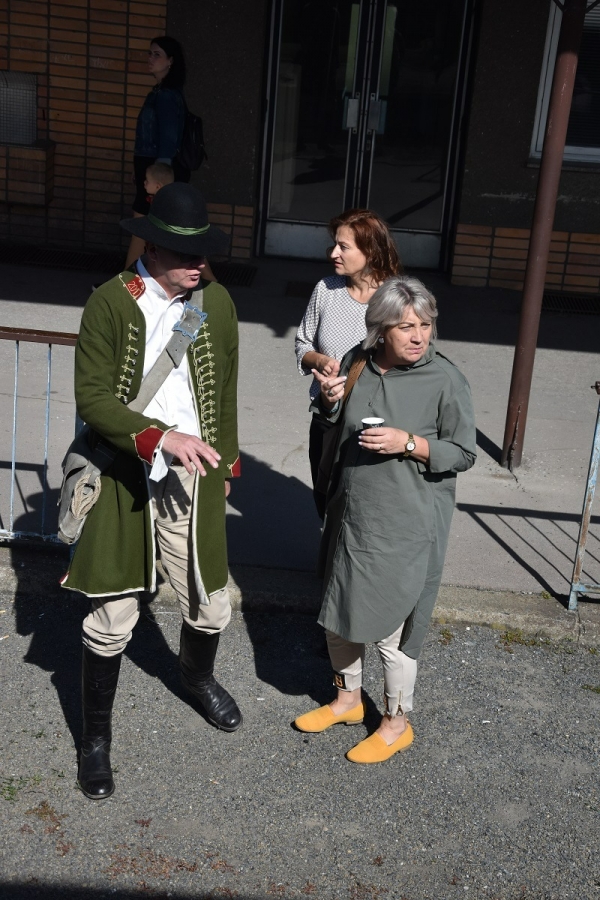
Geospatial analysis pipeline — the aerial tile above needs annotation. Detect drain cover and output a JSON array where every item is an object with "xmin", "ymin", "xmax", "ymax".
[{"xmin": 542, "ymin": 291, "xmax": 600, "ymax": 315}]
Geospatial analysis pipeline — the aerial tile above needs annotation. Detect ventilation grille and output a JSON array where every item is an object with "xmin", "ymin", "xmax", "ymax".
[
  {"xmin": 211, "ymin": 262, "xmax": 257, "ymax": 286},
  {"xmin": 0, "ymin": 72, "xmax": 37, "ymax": 145},
  {"xmin": 542, "ymin": 291, "xmax": 600, "ymax": 315}
]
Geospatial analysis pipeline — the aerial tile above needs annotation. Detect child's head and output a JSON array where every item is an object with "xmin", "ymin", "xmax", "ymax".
[{"xmin": 144, "ymin": 162, "xmax": 175, "ymax": 196}]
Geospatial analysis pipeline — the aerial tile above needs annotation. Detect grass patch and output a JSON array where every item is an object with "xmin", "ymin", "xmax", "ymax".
[
  {"xmin": 582, "ymin": 684, "xmax": 600, "ymax": 694},
  {"xmin": 497, "ymin": 629, "xmax": 550, "ymax": 653},
  {"xmin": 1, "ymin": 777, "xmax": 29, "ymax": 802},
  {"xmin": 1, "ymin": 774, "xmax": 41, "ymax": 802}
]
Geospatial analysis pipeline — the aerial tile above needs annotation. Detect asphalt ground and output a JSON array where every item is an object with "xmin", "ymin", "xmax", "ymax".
[{"xmin": 0, "ymin": 591, "xmax": 599, "ymax": 900}]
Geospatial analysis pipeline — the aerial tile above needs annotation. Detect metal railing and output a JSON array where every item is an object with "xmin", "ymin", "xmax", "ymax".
[
  {"xmin": 0, "ymin": 326, "xmax": 78, "ymax": 543},
  {"xmin": 569, "ymin": 380, "xmax": 600, "ymax": 610}
]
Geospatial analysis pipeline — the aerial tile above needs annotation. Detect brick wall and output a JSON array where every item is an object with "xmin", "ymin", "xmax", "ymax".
[
  {"xmin": 451, "ymin": 225, "xmax": 600, "ymax": 294},
  {"xmin": 0, "ymin": 0, "xmax": 168, "ymax": 252},
  {"xmin": 206, "ymin": 203, "xmax": 254, "ymax": 262}
]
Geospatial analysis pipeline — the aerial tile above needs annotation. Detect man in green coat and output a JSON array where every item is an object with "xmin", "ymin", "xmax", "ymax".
[{"xmin": 62, "ymin": 184, "xmax": 242, "ymax": 800}]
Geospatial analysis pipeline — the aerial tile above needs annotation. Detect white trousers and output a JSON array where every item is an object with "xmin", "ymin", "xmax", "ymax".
[
  {"xmin": 82, "ymin": 466, "xmax": 231, "ymax": 658},
  {"xmin": 326, "ymin": 622, "xmax": 418, "ymax": 717}
]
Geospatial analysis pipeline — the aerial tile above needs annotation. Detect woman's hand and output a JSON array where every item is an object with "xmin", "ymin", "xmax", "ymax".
[
  {"xmin": 358, "ymin": 427, "xmax": 430, "ymax": 462},
  {"xmin": 311, "ymin": 368, "xmax": 347, "ymax": 410},
  {"xmin": 302, "ymin": 351, "xmax": 341, "ymax": 378}
]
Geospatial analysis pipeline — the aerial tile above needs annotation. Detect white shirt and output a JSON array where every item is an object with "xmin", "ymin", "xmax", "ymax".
[
  {"xmin": 136, "ymin": 259, "xmax": 200, "ymax": 479},
  {"xmin": 294, "ymin": 275, "xmax": 369, "ymax": 400}
]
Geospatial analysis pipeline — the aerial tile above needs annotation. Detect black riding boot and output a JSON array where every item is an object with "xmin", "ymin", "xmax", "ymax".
[
  {"xmin": 179, "ymin": 624, "xmax": 242, "ymax": 732},
  {"xmin": 78, "ymin": 646, "xmax": 121, "ymax": 800}
]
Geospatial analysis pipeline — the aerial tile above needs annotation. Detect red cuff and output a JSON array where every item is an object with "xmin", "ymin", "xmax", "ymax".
[
  {"xmin": 133, "ymin": 426, "xmax": 165, "ymax": 464},
  {"xmin": 228, "ymin": 457, "xmax": 241, "ymax": 478}
]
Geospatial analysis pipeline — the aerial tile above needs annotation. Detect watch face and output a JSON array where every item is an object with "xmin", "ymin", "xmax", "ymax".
[{"xmin": 406, "ymin": 440, "xmax": 416, "ymax": 452}]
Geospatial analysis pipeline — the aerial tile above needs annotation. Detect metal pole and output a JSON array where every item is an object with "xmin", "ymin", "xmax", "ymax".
[
  {"xmin": 501, "ymin": 0, "xmax": 587, "ymax": 469},
  {"xmin": 568, "ymin": 381, "xmax": 600, "ymax": 611}
]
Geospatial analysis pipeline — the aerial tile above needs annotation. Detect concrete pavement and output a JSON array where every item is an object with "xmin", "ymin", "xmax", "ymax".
[{"xmin": 1, "ymin": 257, "xmax": 599, "ymax": 634}]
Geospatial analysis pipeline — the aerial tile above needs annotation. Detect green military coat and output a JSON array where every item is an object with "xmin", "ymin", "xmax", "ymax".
[
  {"xmin": 61, "ymin": 270, "xmax": 239, "ymax": 599},
  {"xmin": 316, "ymin": 343, "xmax": 476, "ymax": 659}
]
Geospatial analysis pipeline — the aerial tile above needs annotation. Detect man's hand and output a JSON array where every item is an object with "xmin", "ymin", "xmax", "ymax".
[{"xmin": 161, "ymin": 431, "xmax": 221, "ymax": 476}]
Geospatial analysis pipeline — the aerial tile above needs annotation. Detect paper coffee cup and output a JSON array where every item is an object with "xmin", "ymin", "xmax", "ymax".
[{"xmin": 361, "ymin": 417, "xmax": 385, "ymax": 428}]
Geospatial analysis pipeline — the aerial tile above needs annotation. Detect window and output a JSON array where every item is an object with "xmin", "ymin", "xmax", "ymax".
[
  {"xmin": 531, "ymin": 2, "xmax": 600, "ymax": 163},
  {"xmin": 0, "ymin": 72, "xmax": 37, "ymax": 146}
]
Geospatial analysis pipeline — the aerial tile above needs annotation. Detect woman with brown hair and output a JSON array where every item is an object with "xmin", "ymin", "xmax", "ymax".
[{"xmin": 295, "ymin": 209, "xmax": 402, "ymax": 518}]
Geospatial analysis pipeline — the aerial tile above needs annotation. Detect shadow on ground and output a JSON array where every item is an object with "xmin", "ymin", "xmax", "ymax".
[
  {"xmin": 2, "ymin": 258, "xmax": 599, "ymax": 352},
  {"xmin": 0, "ymin": 885, "xmax": 276, "ymax": 900},
  {"xmin": 226, "ymin": 450, "xmax": 320, "ymax": 570}
]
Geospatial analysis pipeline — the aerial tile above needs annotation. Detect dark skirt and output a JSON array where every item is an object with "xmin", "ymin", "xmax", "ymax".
[
  {"xmin": 132, "ymin": 154, "xmax": 191, "ymax": 215},
  {"xmin": 309, "ymin": 413, "xmax": 336, "ymax": 520}
]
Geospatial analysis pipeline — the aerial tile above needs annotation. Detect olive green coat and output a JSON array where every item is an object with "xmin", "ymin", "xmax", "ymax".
[
  {"xmin": 316, "ymin": 343, "xmax": 476, "ymax": 658},
  {"xmin": 61, "ymin": 271, "xmax": 239, "ymax": 598}
]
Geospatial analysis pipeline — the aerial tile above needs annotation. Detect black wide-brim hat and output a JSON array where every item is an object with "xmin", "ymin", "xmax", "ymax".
[{"xmin": 120, "ymin": 183, "xmax": 229, "ymax": 256}]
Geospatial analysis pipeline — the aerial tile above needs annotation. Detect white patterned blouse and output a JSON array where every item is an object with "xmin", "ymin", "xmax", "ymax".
[{"xmin": 295, "ymin": 275, "xmax": 369, "ymax": 400}]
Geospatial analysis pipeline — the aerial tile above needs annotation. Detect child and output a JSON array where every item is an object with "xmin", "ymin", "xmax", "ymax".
[
  {"xmin": 124, "ymin": 162, "xmax": 217, "ymax": 280},
  {"xmin": 124, "ymin": 163, "xmax": 174, "ymax": 269},
  {"xmin": 143, "ymin": 162, "xmax": 174, "ymax": 204}
]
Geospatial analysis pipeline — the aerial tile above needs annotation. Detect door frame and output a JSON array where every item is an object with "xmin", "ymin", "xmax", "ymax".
[{"xmin": 256, "ymin": 0, "xmax": 478, "ymax": 270}]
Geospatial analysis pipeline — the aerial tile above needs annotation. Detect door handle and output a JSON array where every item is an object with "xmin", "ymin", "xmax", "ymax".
[
  {"xmin": 367, "ymin": 95, "xmax": 387, "ymax": 134},
  {"xmin": 344, "ymin": 96, "xmax": 359, "ymax": 130}
]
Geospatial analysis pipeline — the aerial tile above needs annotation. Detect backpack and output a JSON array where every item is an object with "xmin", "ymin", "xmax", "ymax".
[{"xmin": 176, "ymin": 104, "xmax": 207, "ymax": 171}]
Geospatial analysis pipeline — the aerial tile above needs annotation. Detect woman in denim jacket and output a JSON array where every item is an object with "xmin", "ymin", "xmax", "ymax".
[{"xmin": 126, "ymin": 36, "xmax": 189, "ymax": 267}]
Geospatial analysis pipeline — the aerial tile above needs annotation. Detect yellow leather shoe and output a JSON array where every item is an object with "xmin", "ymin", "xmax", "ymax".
[
  {"xmin": 346, "ymin": 722, "xmax": 414, "ymax": 763},
  {"xmin": 294, "ymin": 701, "xmax": 366, "ymax": 733}
]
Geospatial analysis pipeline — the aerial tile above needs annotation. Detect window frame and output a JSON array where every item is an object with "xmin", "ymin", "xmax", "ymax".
[{"xmin": 531, "ymin": 1, "xmax": 600, "ymax": 164}]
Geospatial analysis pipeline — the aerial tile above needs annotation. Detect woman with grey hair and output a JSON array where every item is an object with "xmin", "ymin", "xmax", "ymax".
[{"xmin": 294, "ymin": 276, "xmax": 476, "ymax": 764}]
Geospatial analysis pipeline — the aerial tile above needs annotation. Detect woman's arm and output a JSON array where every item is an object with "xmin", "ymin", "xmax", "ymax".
[
  {"xmin": 155, "ymin": 89, "xmax": 184, "ymax": 162},
  {"xmin": 426, "ymin": 382, "xmax": 477, "ymax": 473},
  {"xmin": 357, "ymin": 378, "xmax": 476, "ymax": 470},
  {"xmin": 295, "ymin": 282, "xmax": 339, "ymax": 376}
]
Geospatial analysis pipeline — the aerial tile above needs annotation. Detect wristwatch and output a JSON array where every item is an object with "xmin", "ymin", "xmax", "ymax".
[{"xmin": 403, "ymin": 433, "xmax": 416, "ymax": 457}]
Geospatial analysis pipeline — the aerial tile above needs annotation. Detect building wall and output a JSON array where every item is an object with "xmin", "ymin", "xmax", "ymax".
[
  {"xmin": 0, "ymin": 0, "xmax": 171, "ymax": 252},
  {"xmin": 167, "ymin": 0, "xmax": 270, "ymax": 260},
  {"xmin": 452, "ymin": 0, "xmax": 600, "ymax": 292}
]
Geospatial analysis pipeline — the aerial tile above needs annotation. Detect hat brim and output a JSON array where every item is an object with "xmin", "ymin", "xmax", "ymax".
[{"xmin": 120, "ymin": 215, "xmax": 229, "ymax": 256}]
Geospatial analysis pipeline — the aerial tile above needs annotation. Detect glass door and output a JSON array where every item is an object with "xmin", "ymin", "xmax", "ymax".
[{"xmin": 261, "ymin": 0, "xmax": 472, "ymax": 267}]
